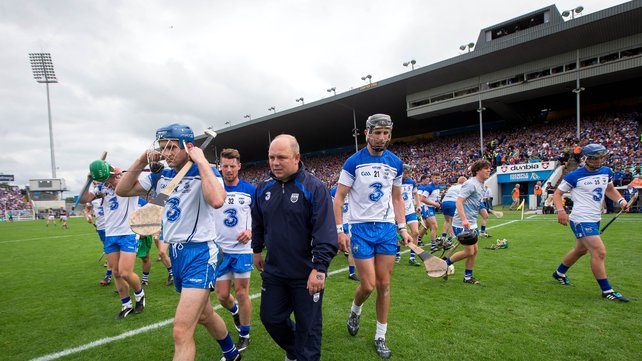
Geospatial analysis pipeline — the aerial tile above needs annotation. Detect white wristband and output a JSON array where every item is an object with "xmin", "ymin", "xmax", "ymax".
[
  {"xmin": 617, "ymin": 198, "xmax": 625, "ymax": 205},
  {"xmin": 336, "ymin": 225, "xmax": 344, "ymax": 234},
  {"xmin": 397, "ymin": 223, "xmax": 407, "ymax": 231}
]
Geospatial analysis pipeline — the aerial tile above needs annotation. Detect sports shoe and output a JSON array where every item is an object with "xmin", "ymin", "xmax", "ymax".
[
  {"xmin": 430, "ymin": 244, "xmax": 438, "ymax": 253},
  {"xmin": 347, "ymin": 311, "xmax": 360, "ymax": 336},
  {"xmin": 463, "ymin": 277, "xmax": 481, "ymax": 285},
  {"xmin": 417, "ymin": 240, "xmax": 424, "ymax": 247},
  {"xmin": 236, "ymin": 336, "xmax": 250, "ymax": 352},
  {"xmin": 348, "ymin": 273, "xmax": 360, "ymax": 281},
  {"xmin": 219, "ymin": 353, "xmax": 242, "ymax": 361},
  {"xmin": 408, "ymin": 258, "xmax": 421, "ymax": 267},
  {"xmin": 232, "ymin": 311, "xmax": 241, "ymax": 332},
  {"xmin": 115, "ymin": 305, "xmax": 133, "ymax": 320},
  {"xmin": 480, "ymin": 232, "xmax": 492, "ymax": 238},
  {"xmin": 394, "ymin": 256, "xmax": 400, "ymax": 264},
  {"xmin": 602, "ymin": 291, "xmax": 629, "ymax": 302},
  {"xmin": 141, "ymin": 280, "xmax": 149, "ymax": 286},
  {"xmin": 285, "ymin": 353, "xmax": 296, "ymax": 361},
  {"xmin": 443, "ymin": 240, "xmax": 454, "ymax": 250},
  {"xmin": 166, "ymin": 274, "xmax": 174, "ymax": 286},
  {"xmin": 374, "ymin": 338, "xmax": 392, "ymax": 359},
  {"xmin": 100, "ymin": 276, "xmax": 111, "ymax": 286},
  {"xmin": 552, "ymin": 272, "xmax": 571, "ymax": 285},
  {"xmin": 134, "ymin": 295, "xmax": 145, "ymax": 314}
]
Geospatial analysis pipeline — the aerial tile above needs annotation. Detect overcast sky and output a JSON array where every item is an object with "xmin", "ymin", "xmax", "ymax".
[{"xmin": 0, "ymin": 0, "xmax": 627, "ymax": 196}]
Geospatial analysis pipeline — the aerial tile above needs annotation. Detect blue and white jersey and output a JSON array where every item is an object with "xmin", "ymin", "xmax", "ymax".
[
  {"xmin": 213, "ymin": 179, "xmax": 255, "ymax": 254},
  {"xmin": 426, "ymin": 182, "xmax": 441, "ymax": 205},
  {"xmin": 330, "ymin": 186, "xmax": 350, "ymax": 224},
  {"xmin": 558, "ymin": 166, "xmax": 613, "ymax": 223},
  {"xmin": 91, "ymin": 184, "xmax": 139, "ymax": 237},
  {"xmin": 140, "ymin": 163, "xmax": 224, "ymax": 244},
  {"xmin": 452, "ymin": 177, "xmax": 484, "ymax": 229},
  {"xmin": 401, "ymin": 177, "xmax": 418, "ymax": 216},
  {"xmin": 338, "ymin": 147, "xmax": 403, "ymax": 224},
  {"xmin": 90, "ymin": 196, "xmax": 106, "ymax": 231},
  {"xmin": 442, "ymin": 184, "xmax": 463, "ymax": 203}
]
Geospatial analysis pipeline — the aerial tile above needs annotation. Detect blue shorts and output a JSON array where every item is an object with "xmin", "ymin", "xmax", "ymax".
[
  {"xmin": 216, "ymin": 253, "xmax": 253, "ymax": 278},
  {"xmin": 104, "ymin": 234, "xmax": 138, "ymax": 254},
  {"xmin": 479, "ymin": 201, "xmax": 486, "ymax": 210},
  {"xmin": 170, "ymin": 241, "xmax": 219, "ymax": 293},
  {"xmin": 569, "ymin": 221, "xmax": 600, "ymax": 238},
  {"xmin": 405, "ymin": 212, "xmax": 418, "ymax": 223},
  {"xmin": 422, "ymin": 206, "xmax": 436, "ymax": 218},
  {"xmin": 342, "ymin": 223, "xmax": 350, "ymax": 234},
  {"xmin": 442, "ymin": 201, "xmax": 456, "ymax": 217},
  {"xmin": 349, "ymin": 222, "xmax": 398, "ymax": 259},
  {"xmin": 96, "ymin": 229, "xmax": 106, "ymax": 243}
]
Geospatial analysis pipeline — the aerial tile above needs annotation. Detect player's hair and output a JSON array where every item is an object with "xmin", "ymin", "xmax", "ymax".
[
  {"xmin": 470, "ymin": 159, "xmax": 491, "ymax": 176},
  {"xmin": 220, "ymin": 148, "xmax": 241, "ymax": 162}
]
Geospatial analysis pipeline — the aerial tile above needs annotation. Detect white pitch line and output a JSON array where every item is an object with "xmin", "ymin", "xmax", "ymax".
[
  {"xmin": 30, "ymin": 219, "xmax": 518, "ymax": 361},
  {"xmin": 0, "ymin": 233, "xmax": 95, "ymax": 244}
]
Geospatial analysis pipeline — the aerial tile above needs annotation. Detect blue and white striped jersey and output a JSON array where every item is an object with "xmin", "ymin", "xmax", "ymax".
[
  {"xmin": 338, "ymin": 147, "xmax": 403, "ymax": 224},
  {"xmin": 213, "ymin": 179, "xmax": 255, "ymax": 254},
  {"xmin": 557, "ymin": 166, "xmax": 613, "ymax": 223},
  {"xmin": 401, "ymin": 177, "xmax": 418, "ymax": 216},
  {"xmin": 141, "ymin": 163, "xmax": 224, "ymax": 244}
]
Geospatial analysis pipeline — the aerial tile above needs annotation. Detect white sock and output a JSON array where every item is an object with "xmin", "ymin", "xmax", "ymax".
[
  {"xmin": 134, "ymin": 289, "xmax": 145, "ymax": 302},
  {"xmin": 375, "ymin": 321, "xmax": 387, "ymax": 340},
  {"xmin": 351, "ymin": 301, "xmax": 362, "ymax": 316}
]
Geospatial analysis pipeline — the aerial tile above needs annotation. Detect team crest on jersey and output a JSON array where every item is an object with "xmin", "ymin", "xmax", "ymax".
[
  {"xmin": 239, "ymin": 197, "xmax": 245, "ymax": 205},
  {"xmin": 290, "ymin": 193, "xmax": 299, "ymax": 203},
  {"xmin": 265, "ymin": 192, "xmax": 271, "ymax": 201},
  {"xmin": 181, "ymin": 182, "xmax": 191, "ymax": 194}
]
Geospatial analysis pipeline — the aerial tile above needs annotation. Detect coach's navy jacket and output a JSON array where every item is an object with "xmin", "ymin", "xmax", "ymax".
[{"xmin": 252, "ymin": 161, "xmax": 338, "ymax": 280}]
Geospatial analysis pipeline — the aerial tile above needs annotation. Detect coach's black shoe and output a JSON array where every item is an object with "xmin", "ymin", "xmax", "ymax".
[
  {"xmin": 236, "ymin": 336, "xmax": 250, "ymax": 352},
  {"xmin": 552, "ymin": 272, "xmax": 571, "ymax": 285},
  {"xmin": 348, "ymin": 273, "xmax": 360, "ymax": 281},
  {"xmin": 232, "ymin": 310, "xmax": 241, "ymax": 332},
  {"xmin": 463, "ymin": 277, "xmax": 481, "ymax": 285},
  {"xmin": 134, "ymin": 295, "xmax": 145, "ymax": 314},
  {"xmin": 374, "ymin": 337, "xmax": 392, "ymax": 359},
  {"xmin": 347, "ymin": 311, "xmax": 360, "ymax": 336},
  {"xmin": 166, "ymin": 274, "xmax": 174, "ymax": 286},
  {"xmin": 115, "ymin": 305, "xmax": 133, "ymax": 320},
  {"xmin": 602, "ymin": 291, "xmax": 629, "ymax": 302}
]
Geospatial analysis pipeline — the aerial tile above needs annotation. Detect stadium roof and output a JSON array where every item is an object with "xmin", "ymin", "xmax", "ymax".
[{"xmin": 198, "ymin": 1, "xmax": 642, "ymax": 163}]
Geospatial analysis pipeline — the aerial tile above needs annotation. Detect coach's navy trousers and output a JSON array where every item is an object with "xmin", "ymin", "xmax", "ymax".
[{"xmin": 260, "ymin": 273, "xmax": 324, "ymax": 361}]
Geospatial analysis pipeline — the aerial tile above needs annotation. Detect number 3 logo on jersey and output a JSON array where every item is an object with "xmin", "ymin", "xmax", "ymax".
[{"xmin": 166, "ymin": 197, "xmax": 182, "ymax": 222}]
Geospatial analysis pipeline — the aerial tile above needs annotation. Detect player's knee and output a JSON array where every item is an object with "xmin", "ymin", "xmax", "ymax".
[
  {"xmin": 360, "ymin": 280, "xmax": 376, "ymax": 295},
  {"xmin": 593, "ymin": 248, "xmax": 606, "ymax": 260}
]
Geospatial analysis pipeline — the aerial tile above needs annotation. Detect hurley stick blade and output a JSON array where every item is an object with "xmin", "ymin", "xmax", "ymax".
[
  {"xmin": 490, "ymin": 209, "xmax": 504, "ymax": 218},
  {"xmin": 129, "ymin": 203, "xmax": 164, "ymax": 236},
  {"xmin": 407, "ymin": 243, "xmax": 448, "ymax": 278}
]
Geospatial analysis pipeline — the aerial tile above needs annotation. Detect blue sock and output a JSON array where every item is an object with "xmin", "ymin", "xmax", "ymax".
[
  {"xmin": 105, "ymin": 269, "xmax": 112, "ymax": 277},
  {"xmin": 481, "ymin": 226, "xmax": 486, "ymax": 232},
  {"xmin": 410, "ymin": 250, "xmax": 416, "ymax": 259},
  {"xmin": 396, "ymin": 246, "xmax": 400, "ymax": 256},
  {"xmin": 349, "ymin": 265, "xmax": 355, "ymax": 275},
  {"xmin": 464, "ymin": 269, "xmax": 473, "ymax": 279},
  {"xmin": 441, "ymin": 232, "xmax": 447, "ymax": 238},
  {"xmin": 239, "ymin": 324, "xmax": 251, "ymax": 338},
  {"xmin": 556, "ymin": 263, "xmax": 570, "ymax": 275},
  {"xmin": 121, "ymin": 296, "xmax": 131, "ymax": 307},
  {"xmin": 445, "ymin": 257, "xmax": 453, "ymax": 266},
  {"xmin": 596, "ymin": 278, "xmax": 612, "ymax": 292},
  {"xmin": 228, "ymin": 303, "xmax": 238, "ymax": 315},
  {"xmin": 217, "ymin": 334, "xmax": 238, "ymax": 359},
  {"xmin": 167, "ymin": 267, "xmax": 173, "ymax": 276}
]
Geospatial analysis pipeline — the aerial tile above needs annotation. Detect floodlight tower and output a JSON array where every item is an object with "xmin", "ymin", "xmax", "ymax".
[{"xmin": 29, "ymin": 52, "xmax": 58, "ymax": 178}]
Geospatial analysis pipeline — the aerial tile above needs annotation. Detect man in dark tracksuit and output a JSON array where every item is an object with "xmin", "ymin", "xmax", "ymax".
[{"xmin": 252, "ymin": 134, "xmax": 338, "ymax": 361}]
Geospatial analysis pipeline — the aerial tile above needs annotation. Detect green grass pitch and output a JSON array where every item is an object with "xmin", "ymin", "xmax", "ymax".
[{"xmin": 1, "ymin": 212, "xmax": 640, "ymax": 361}]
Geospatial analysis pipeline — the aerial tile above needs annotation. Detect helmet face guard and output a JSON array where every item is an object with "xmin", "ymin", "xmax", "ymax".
[
  {"xmin": 365, "ymin": 114, "xmax": 393, "ymax": 152},
  {"xmin": 150, "ymin": 123, "xmax": 194, "ymax": 171}
]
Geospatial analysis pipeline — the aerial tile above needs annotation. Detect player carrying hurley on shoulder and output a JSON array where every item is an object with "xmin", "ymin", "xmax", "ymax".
[
  {"xmin": 116, "ymin": 123, "xmax": 240, "ymax": 361},
  {"xmin": 397, "ymin": 164, "xmax": 422, "ymax": 266},
  {"xmin": 213, "ymin": 148, "xmax": 256, "ymax": 353},
  {"xmin": 333, "ymin": 114, "xmax": 411, "ymax": 359},
  {"xmin": 78, "ymin": 160, "xmax": 146, "ymax": 319},
  {"xmin": 551, "ymin": 143, "xmax": 629, "ymax": 302},
  {"xmin": 443, "ymin": 160, "xmax": 492, "ymax": 285}
]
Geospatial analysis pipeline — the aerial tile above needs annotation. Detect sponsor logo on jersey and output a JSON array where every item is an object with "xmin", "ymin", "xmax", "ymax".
[{"xmin": 290, "ymin": 193, "xmax": 299, "ymax": 203}]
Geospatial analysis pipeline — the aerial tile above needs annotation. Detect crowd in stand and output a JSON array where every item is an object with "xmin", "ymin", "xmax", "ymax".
[
  {"xmin": 0, "ymin": 186, "xmax": 29, "ymax": 211},
  {"xmin": 239, "ymin": 111, "xmax": 641, "ymax": 189}
]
